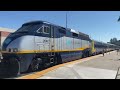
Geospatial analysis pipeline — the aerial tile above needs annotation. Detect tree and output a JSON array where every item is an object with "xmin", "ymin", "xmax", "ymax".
[
  {"xmin": 110, "ymin": 38, "xmax": 117, "ymax": 44},
  {"xmin": 113, "ymin": 38, "xmax": 117, "ymax": 43},
  {"xmin": 110, "ymin": 38, "xmax": 113, "ymax": 44}
]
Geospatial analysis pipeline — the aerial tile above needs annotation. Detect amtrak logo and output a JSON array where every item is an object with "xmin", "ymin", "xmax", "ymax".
[{"xmin": 66, "ymin": 40, "xmax": 71, "ymax": 45}]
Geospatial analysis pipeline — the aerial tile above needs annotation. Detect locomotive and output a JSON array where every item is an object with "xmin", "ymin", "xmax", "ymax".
[{"xmin": 1, "ymin": 20, "xmax": 119, "ymax": 75}]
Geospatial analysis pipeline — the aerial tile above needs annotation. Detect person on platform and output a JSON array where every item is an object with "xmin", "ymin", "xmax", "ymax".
[{"xmin": 102, "ymin": 49, "xmax": 105, "ymax": 56}]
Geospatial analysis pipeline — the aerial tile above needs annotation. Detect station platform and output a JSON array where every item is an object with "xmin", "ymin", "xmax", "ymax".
[{"xmin": 17, "ymin": 51, "xmax": 120, "ymax": 79}]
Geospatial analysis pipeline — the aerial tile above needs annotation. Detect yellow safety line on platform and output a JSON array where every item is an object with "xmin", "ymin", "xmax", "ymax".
[{"xmin": 17, "ymin": 54, "xmax": 102, "ymax": 79}]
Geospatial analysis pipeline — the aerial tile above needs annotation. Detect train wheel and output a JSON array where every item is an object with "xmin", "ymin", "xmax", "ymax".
[
  {"xmin": 54, "ymin": 56, "xmax": 58, "ymax": 65},
  {"xmin": 51, "ymin": 57, "xmax": 58, "ymax": 66},
  {"xmin": 86, "ymin": 51, "xmax": 89, "ymax": 57},
  {"xmin": 88, "ymin": 51, "xmax": 90, "ymax": 57},
  {"xmin": 29, "ymin": 58, "xmax": 42, "ymax": 72}
]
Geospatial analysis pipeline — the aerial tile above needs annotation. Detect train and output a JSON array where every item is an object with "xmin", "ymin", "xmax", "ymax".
[
  {"xmin": 92, "ymin": 40, "xmax": 120, "ymax": 55},
  {"xmin": 0, "ymin": 20, "xmax": 120, "ymax": 75}
]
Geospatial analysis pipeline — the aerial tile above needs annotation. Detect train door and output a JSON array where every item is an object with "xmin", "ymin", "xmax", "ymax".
[{"xmin": 49, "ymin": 26, "xmax": 55, "ymax": 56}]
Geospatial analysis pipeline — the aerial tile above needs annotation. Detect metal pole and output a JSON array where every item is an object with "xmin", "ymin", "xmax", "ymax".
[{"xmin": 66, "ymin": 11, "xmax": 68, "ymax": 29}]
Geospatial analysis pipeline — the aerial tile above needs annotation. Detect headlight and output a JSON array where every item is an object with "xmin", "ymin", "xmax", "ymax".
[
  {"xmin": 13, "ymin": 48, "xmax": 18, "ymax": 52},
  {"xmin": 8, "ymin": 48, "xmax": 18, "ymax": 52}
]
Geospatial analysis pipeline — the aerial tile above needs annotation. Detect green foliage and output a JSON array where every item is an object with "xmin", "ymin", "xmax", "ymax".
[{"xmin": 110, "ymin": 38, "xmax": 120, "ymax": 46}]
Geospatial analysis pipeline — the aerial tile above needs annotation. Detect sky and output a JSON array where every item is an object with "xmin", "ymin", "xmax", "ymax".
[{"xmin": 0, "ymin": 11, "xmax": 120, "ymax": 43}]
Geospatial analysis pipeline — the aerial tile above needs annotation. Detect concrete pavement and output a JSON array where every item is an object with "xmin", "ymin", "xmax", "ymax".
[{"xmin": 17, "ymin": 51, "xmax": 120, "ymax": 79}]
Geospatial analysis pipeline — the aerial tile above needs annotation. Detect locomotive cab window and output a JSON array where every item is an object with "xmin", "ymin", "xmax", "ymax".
[
  {"xmin": 36, "ymin": 26, "xmax": 50, "ymax": 34},
  {"xmin": 43, "ymin": 26, "xmax": 50, "ymax": 34},
  {"xmin": 36, "ymin": 27, "xmax": 43, "ymax": 33}
]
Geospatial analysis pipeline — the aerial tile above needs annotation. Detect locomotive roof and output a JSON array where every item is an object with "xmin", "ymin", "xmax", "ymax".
[
  {"xmin": 23, "ymin": 20, "xmax": 90, "ymax": 39},
  {"xmin": 23, "ymin": 20, "xmax": 68, "ymax": 29}
]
